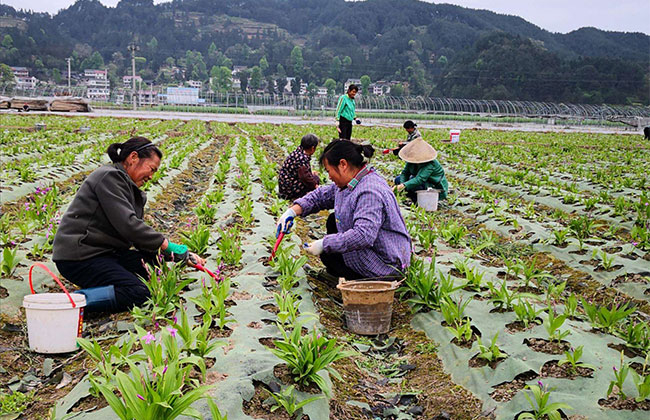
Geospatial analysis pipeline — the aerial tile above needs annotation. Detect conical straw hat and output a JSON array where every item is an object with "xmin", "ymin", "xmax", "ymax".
[{"xmin": 398, "ymin": 137, "xmax": 438, "ymax": 163}]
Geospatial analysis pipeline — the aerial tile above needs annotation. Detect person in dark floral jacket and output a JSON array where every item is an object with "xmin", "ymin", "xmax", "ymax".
[{"xmin": 278, "ymin": 134, "xmax": 321, "ymax": 200}]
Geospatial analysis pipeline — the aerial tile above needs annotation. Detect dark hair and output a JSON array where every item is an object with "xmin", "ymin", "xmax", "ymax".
[
  {"xmin": 403, "ymin": 120, "xmax": 416, "ymax": 129},
  {"xmin": 106, "ymin": 136, "xmax": 162, "ymax": 163},
  {"xmin": 300, "ymin": 133, "xmax": 319, "ymax": 150},
  {"xmin": 347, "ymin": 84, "xmax": 358, "ymax": 93},
  {"xmin": 319, "ymin": 140, "xmax": 374, "ymax": 168}
]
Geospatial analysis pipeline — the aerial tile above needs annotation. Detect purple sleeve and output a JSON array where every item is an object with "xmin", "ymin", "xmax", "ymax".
[
  {"xmin": 294, "ymin": 183, "xmax": 336, "ymax": 216},
  {"xmin": 322, "ymin": 189, "xmax": 383, "ymax": 253}
]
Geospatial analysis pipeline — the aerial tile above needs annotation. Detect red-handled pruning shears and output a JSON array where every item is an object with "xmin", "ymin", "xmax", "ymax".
[
  {"xmin": 189, "ymin": 254, "xmax": 222, "ymax": 283},
  {"xmin": 270, "ymin": 217, "xmax": 294, "ymax": 261}
]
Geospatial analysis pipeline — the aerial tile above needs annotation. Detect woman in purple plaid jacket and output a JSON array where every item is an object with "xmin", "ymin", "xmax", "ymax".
[{"xmin": 276, "ymin": 140, "xmax": 412, "ymax": 282}]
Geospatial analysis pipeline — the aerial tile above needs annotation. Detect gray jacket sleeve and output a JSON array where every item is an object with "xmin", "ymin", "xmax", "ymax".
[{"xmin": 94, "ymin": 170, "xmax": 165, "ymax": 252}]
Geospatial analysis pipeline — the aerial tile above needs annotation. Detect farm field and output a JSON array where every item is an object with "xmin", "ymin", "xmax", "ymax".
[{"xmin": 0, "ymin": 113, "xmax": 649, "ymax": 420}]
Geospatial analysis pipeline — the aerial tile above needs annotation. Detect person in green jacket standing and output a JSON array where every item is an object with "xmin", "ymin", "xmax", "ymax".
[
  {"xmin": 393, "ymin": 137, "xmax": 448, "ymax": 203},
  {"xmin": 335, "ymin": 84, "xmax": 361, "ymax": 140}
]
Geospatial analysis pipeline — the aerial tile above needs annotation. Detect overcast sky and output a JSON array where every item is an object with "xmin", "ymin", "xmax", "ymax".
[{"xmin": 4, "ymin": 0, "xmax": 649, "ymax": 34}]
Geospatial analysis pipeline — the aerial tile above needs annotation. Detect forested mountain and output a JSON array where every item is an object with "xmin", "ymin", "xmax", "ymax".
[{"xmin": 1, "ymin": 0, "xmax": 648, "ymax": 104}]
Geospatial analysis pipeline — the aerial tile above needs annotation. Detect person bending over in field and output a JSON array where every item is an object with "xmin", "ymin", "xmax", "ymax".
[
  {"xmin": 392, "ymin": 120, "xmax": 422, "ymax": 156},
  {"xmin": 53, "ymin": 137, "xmax": 204, "ymax": 313},
  {"xmin": 276, "ymin": 140, "xmax": 411, "ymax": 286},
  {"xmin": 393, "ymin": 137, "xmax": 449, "ymax": 204},
  {"xmin": 278, "ymin": 134, "xmax": 321, "ymax": 200}
]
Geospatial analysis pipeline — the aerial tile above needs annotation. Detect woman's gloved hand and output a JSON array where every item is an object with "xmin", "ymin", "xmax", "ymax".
[
  {"xmin": 303, "ymin": 239, "xmax": 324, "ymax": 255},
  {"xmin": 335, "ymin": 119, "xmax": 341, "ymax": 133},
  {"xmin": 355, "ymin": 118, "xmax": 361, "ymax": 125},
  {"xmin": 276, "ymin": 208, "xmax": 296, "ymax": 237},
  {"xmin": 187, "ymin": 252, "xmax": 205, "ymax": 267},
  {"xmin": 163, "ymin": 241, "xmax": 189, "ymax": 262}
]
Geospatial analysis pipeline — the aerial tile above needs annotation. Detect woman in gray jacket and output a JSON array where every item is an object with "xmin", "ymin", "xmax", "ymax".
[{"xmin": 53, "ymin": 137, "xmax": 203, "ymax": 313}]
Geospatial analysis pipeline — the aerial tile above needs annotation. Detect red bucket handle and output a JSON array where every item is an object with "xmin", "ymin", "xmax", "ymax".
[{"xmin": 29, "ymin": 263, "xmax": 77, "ymax": 308}]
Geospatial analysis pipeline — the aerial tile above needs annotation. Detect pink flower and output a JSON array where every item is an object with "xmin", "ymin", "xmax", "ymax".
[
  {"xmin": 137, "ymin": 394, "xmax": 145, "ymax": 401},
  {"xmin": 167, "ymin": 327, "xmax": 177, "ymax": 337},
  {"xmin": 537, "ymin": 380, "xmax": 543, "ymax": 388},
  {"xmin": 162, "ymin": 365, "xmax": 167, "ymax": 375},
  {"xmin": 142, "ymin": 331, "xmax": 156, "ymax": 344}
]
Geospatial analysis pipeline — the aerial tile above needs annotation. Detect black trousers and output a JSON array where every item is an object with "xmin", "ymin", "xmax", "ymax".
[
  {"xmin": 56, "ymin": 250, "xmax": 157, "ymax": 313},
  {"xmin": 319, "ymin": 213, "xmax": 363, "ymax": 280},
  {"xmin": 338, "ymin": 118, "xmax": 353, "ymax": 140}
]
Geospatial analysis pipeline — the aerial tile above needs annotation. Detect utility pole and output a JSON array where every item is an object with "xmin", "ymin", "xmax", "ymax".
[
  {"xmin": 66, "ymin": 58, "xmax": 71, "ymax": 91},
  {"xmin": 128, "ymin": 42, "xmax": 139, "ymax": 110}
]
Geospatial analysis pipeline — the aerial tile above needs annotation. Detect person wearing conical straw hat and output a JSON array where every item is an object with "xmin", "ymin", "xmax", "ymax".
[{"xmin": 393, "ymin": 137, "xmax": 448, "ymax": 203}]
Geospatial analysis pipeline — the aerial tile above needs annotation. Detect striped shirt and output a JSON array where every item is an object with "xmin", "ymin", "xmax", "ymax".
[{"xmin": 295, "ymin": 168, "xmax": 412, "ymax": 278}]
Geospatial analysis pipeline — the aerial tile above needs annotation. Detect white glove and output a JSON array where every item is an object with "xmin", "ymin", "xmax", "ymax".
[
  {"xmin": 335, "ymin": 119, "xmax": 340, "ymax": 128},
  {"xmin": 276, "ymin": 208, "xmax": 296, "ymax": 237},
  {"xmin": 303, "ymin": 239, "xmax": 324, "ymax": 256}
]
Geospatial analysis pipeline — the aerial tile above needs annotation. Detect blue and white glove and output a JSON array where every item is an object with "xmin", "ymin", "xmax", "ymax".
[
  {"xmin": 355, "ymin": 118, "xmax": 361, "ymax": 125},
  {"xmin": 276, "ymin": 208, "xmax": 296, "ymax": 237},
  {"xmin": 303, "ymin": 239, "xmax": 324, "ymax": 256}
]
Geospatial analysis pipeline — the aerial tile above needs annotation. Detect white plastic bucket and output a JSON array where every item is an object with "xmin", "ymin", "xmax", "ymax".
[
  {"xmin": 23, "ymin": 263, "xmax": 86, "ymax": 353},
  {"xmin": 23, "ymin": 293, "xmax": 86, "ymax": 353},
  {"xmin": 449, "ymin": 130, "xmax": 460, "ymax": 143},
  {"xmin": 416, "ymin": 189, "xmax": 440, "ymax": 211}
]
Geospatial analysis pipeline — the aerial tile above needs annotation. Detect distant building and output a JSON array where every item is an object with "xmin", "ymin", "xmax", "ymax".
[
  {"xmin": 317, "ymin": 87, "xmax": 328, "ymax": 96},
  {"xmin": 10, "ymin": 66, "xmax": 29, "ymax": 78},
  {"xmin": 285, "ymin": 77, "xmax": 307, "ymax": 95},
  {"xmin": 369, "ymin": 81, "xmax": 392, "ymax": 96},
  {"xmin": 166, "ymin": 87, "xmax": 200, "ymax": 104},
  {"xmin": 137, "ymin": 89, "xmax": 159, "ymax": 106},
  {"xmin": 83, "ymin": 69, "xmax": 110, "ymax": 101},
  {"xmin": 123, "ymin": 75, "xmax": 143, "ymax": 88},
  {"xmin": 187, "ymin": 80, "xmax": 202, "ymax": 90},
  {"xmin": 344, "ymin": 78, "xmax": 362, "ymax": 92},
  {"xmin": 10, "ymin": 66, "xmax": 38, "ymax": 89}
]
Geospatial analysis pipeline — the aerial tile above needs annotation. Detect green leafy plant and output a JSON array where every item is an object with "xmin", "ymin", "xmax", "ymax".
[
  {"xmin": 1, "ymin": 246, "xmax": 22, "ymax": 276},
  {"xmin": 488, "ymin": 281, "xmax": 535, "ymax": 311},
  {"xmin": 136, "ymin": 257, "xmax": 193, "ymax": 320},
  {"xmin": 475, "ymin": 333, "xmax": 506, "ymax": 363},
  {"xmin": 544, "ymin": 306, "xmax": 570, "ymax": 342},
  {"xmin": 446, "ymin": 317, "xmax": 473, "ymax": 343},
  {"xmin": 519, "ymin": 257, "xmax": 554, "ymax": 289},
  {"xmin": 558, "ymin": 346, "xmax": 595, "ymax": 375},
  {"xmin": 630, "ymin": 355, "xmax": 650, "ymax": 402},
  {"xmin": 441, "ymin": 296, "xmax": 471, "ymax": 329},
  {"xmin": 268, "ymin": 385, "xmax": 323, "ymax": 418},
  {"xmin": 190, "ymin": 276, "xmax": 234, "ymax": 330},
  {"xmin": 0, "ymin": 390, "xmax": 35, "ymax": 417},
  {"xmin": 440, "ymin": 220, "xmax": 467, "ymax": 248},
  {"xmin": 217, "ymin": 228, "xmax": 243, "ymax": 266},
  {"xmin": 274, "ymin": 247, "xmax": 308, "ymax": 291},
  {"xmin": 194, "ymin": 201, "xmax": 218, "ymax": 225},
  {"xmin": 513, "ymin": 299, "xmax": 543, "ymax": 328},
  {"xmin": 520, "ymin": 381, "xmax": 572, "ymax": 420},
  {"xmin": 563, "ymin": 294, "xmax": 580, "ymax": 319},
  {"xmin": 581, "ymin": 298, "xmax": 635, "ymax": 333},
  {"xmin": 400, "ymin": 258, "xmax": 460, "ymax": 312},
  {"xmin": 268, "ymin": 323, "xmax": 355, "ymax": 396},
  {"xmin": 235, "ymin": 197, "xmax": 255, "ymax": 226},
  {"xmin": 549, "ymin": 228, "xmax": 570, "ymax": 246},
  {"xmin": 620, "ymin": 321, "xmax": 650, "ymax": 353},
  {"xmin": 180, "ymin": 223, "xmax": 211, "ymax": 255},
  {"xmin": 598, "ymin": 250, "xmax": 615, "ymax": 270},
  {"xmin": 464, "ymin": 267, "xmax": 485, "ymax": 292},
  {"xmin": 607, "ymin": 352, "xmax": 630, "ymax": 400},
  {"xmin": 274, "ymin": 291, "xmax": 305, "ymax": 325},
  {"xmin": 92, "ymin": 327, "xmax": 210, "ymax": 420}
]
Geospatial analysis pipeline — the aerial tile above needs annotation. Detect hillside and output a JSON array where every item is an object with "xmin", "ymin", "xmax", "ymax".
[{"xmin": 0, "ymin": 0, "xmax": 648, "ymax": 104}]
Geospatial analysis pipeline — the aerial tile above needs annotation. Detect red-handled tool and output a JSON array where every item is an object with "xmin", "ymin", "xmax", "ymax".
[
  {"xmin": 382, "ymin": 148, "xmax": 398, "ymax": 154},
  {"xmin": 194, "ymin": 263, "xmax": 222, "ymax": 282},
  {"xmin": 270, "ymin": 218, "xmax": 294, "ymax": 261}
]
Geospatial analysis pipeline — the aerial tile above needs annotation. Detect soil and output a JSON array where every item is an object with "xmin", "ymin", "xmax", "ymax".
[
  {"xmin": 540, "ymin": 359, "xmax": 594, "ymax": 378},
  {"xmin": 598, "ymin": 395, "xmax": 650, "ymax": 411},
  {"xmin": 273, "ymin": 364, "xmax": 321, "ymax": 394},
  {"xmin": 259, "ymin": 337, "xmax": 276, "ymax": 349},
  {"xmin": 242, "ymin": 380, "xmax": 312, "ymax": 420},
  {"xmin": 208, "ymin": 326, "xmax": 233, "ymax": 340},
  {"xmin": 261, "ymin": 303, "xmax": 279, "ymax": 314},
  {"xmin": 524, "ymin": 338, "xmax": 571, "ymax": 354},
  {"xmin": 505, "ymin": 320, "xmax": 541, "ymax": 332},
  {"xmin": 490, "ymin": 370, "xmax": 538, "ymax": 402},
  {"xmin": 611, "ymin": 273, "xmax": 649, "ymax": 286},
  {"xmin": 468, "ymin": 353, "xmax": 507, "ymax": 369},
  {"xmin": 607, "ymin": 343, "xmax": 647, "ymax": 359}
]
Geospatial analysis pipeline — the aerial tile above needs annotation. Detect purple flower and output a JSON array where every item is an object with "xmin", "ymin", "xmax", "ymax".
[
  {"xmin": 537, "ymin": 380, "xmax": 543, "ymax": 388},
  {"xmin": 142, "ymin": 331, "xmax": 156, "ymax": 344},
  {"xmin": 167, "ymin": 327, "xmax": 177, "ymax": 337},
  {"xmin": 162, "ymin": 365, "xmax": 167, "ymax": 375},
  {"xmin": 137, "ymin": 394, "xmax": 145, "ymax": 401},
  {"xmin": 173, "ymin": 315, "xmax": 178, "ymax": 323}
]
